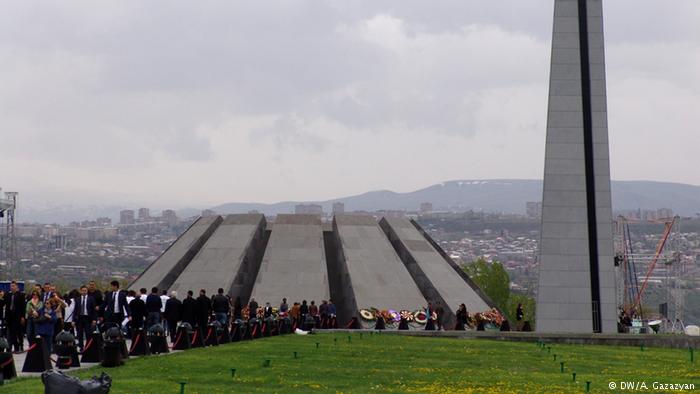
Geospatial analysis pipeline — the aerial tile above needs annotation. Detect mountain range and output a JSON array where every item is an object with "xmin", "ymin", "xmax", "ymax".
[
  {"xmin": 17, "ymin": 180, "xmax": 700, "ymax": 224},
  {"xmin": 212, "ymin": 180, "xmax": 700, "ymax": 217}
]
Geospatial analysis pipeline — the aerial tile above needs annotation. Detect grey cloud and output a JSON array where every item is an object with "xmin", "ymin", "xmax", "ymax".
[
  {"xmin": 249, "ymin": 114, "xmax": 331, "ymax": 153},
  {"xmin": 0, "ymin": 0, "xmax": 698, "ymax": 205},
  {"xmin": 315, "ymin": 87, "xmax": 482, "ymax": 136},
  {"xmin": 158, "ymin": 129, "xmax": 213, "ymax": 162},
  {"xmin": 330, "ymin": 0, "xmax": 554, "ymax": 38}
]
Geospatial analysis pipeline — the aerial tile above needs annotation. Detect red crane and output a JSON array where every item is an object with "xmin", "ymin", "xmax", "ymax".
[{"xmin": 632, "ymin": 216, "xmax": 677, "ymax": 312}]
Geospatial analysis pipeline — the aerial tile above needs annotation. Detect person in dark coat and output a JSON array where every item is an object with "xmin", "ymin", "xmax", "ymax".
[
  {"xmin": 74, "ymin": 285, "xmax": 98, "ymax": 350},
  {"xmin": 516, "ymin": 303, "xmax": 524, "ymax": 331},
  {"xmin": 211, "ymin": 288, "xmax": 230, "ymax": 327},
  {"xmin": 424, "ymin": 302, "xmax": 435, "ymax": 331},
  {"xmin": 145, "ymin": 287, "xmax": 163, "ymax": 329},
  {"xmin": 299, "ymin": 300, "xmax": 309, "ymax": 322},
  {"xmin": 0, "ymin": 290, "xmax": 6, "ymax": 338},
  {"xmin": 248, "ymin": 298, "xmax": 259, "ymax": 317},
  {"xmin": 476, "ymin": 313, "xmax": 485, "ymax": 331},
  {"xmin": 35, "ymin": 303, "xmax": 57, "ymax": 354},
  {"xmin": 41, "ymin": 282, "xmax": 54, "ymax": 305},
  {"xmin": 103, "ymin": 280, "xmax": 131, "ymax": 328},
  {"xmin": 164, "ymin": 291, "xmax": 182, "ymax": 342},
  {"xmin": 319, "ymin": 300, "xmax": 328, "ymax": 327},
  {"xmin": 128, "ymin": 290, "xmax": 147, "ymax": 331},
  {"xmin": 5, "ymin": 281, "xmax": 26, "ymax": 352},
  {"xmin": 196, "ymin": 289, "xmax": 211, "ymax": 329},
  {"xmin": 435, "ymin": 302, "xmax": 445, "ymax": 331},
  {"xmin": 263, "ymin": 302, "xmax": 273, "ymax": 318},
  {"xmin": 87, "ymin": 280, "xmax": 104, "ymax": 319},
  {"xmin": 181, "ymin": 290, "xmax": 198, "ymax": 327},
  {"xmin": 233, "ymin": 296, "xmax": 243, "ymax": 320},
  {"xmin": 455, "ymin": 303, "xmax": 468, "ymax": 330}
]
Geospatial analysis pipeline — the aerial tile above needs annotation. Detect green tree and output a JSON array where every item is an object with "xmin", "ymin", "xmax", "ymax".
[
  {"xmin": 506, "ymin": 293, "xmax": 536, "ymax": 324},
  {"xmin": 463, "ymin": 258, "xmax": 510, "ymax": 312},
  {"xmin": 463, "ymin": 258, "xmax": 537, "ymax": 326}
]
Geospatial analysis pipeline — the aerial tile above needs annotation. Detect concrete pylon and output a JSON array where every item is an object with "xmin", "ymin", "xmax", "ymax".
[{"xmin": 536, "ymin": 0, "xmax": 617, "ymax": 333}]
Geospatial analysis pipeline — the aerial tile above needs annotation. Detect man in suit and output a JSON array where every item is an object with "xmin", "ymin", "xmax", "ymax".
[
  {"xmin": 128, "ymin": 290, "xmax": 147, "ymax": 331},
  {"xmin": 102, "ymin": 280, "xmax": 131, "ymax": 329},
  {"xmin": 74, "ymin": 285, "xmax": 97, "ymax": 351},
  {"xmin": 196, "ymin": 289, "xmax": 211, "ymax": 330},
  {"xmin": 181, "ymin": 290, "xmax": 198, "ymax": 327},
  {"xmin": 145, "ymin": 287, "xmax": 162, "ymax": 329},
  {"xmin": 164, "ymin": 291, "xmax": 182, "ymax": 342},
  {"xmin": 5, "ymin": 281, "xmax": 25, "ymax": 353},
  {"xmin": 41, "ymin": 282, "xmax": 54, "ymax": 304}
]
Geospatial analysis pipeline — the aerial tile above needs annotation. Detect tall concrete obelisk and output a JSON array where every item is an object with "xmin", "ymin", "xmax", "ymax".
[{"xmin": 536, "ymin": 0, "xmax": 616, "ymax": 333}]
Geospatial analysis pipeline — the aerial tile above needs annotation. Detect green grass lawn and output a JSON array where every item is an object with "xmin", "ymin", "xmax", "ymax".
[{"xmin": 3, "ymin": 333, "xmax": 699, "ymax": 393}]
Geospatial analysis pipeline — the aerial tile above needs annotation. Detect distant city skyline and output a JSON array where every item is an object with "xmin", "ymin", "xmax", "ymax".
[
  {"xmin": 1, "ymin": 1, "xmax": 698, "ymax": 207},
  {"xmin": 11, "ymin": 179, "xmax": 700, "ymax": 225}
]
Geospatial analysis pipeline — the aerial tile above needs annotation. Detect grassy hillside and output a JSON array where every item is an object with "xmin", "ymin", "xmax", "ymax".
[{"xmin": 4, "ymin": 333, "xmax": 698, "ymax": 393}]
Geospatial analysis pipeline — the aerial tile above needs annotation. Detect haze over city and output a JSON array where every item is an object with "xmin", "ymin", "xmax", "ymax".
[{"xmin": 1, "ymin": 1, "xmax": 699, "ymax": 209}]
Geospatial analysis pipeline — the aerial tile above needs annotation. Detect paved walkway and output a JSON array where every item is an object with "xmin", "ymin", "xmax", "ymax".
[{"xmin": 11, "ymin": 337, "xmax": 180, "ymax": 377}]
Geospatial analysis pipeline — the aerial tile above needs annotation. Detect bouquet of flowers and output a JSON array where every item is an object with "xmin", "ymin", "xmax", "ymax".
[
  {"xmin": 400, "ymin": 310, "xmax": 414, "ymax": 322},
  {"xmin": 377, "ymin": 310, "xmax": 393, "ymax": 323},
  {"xmin": 481, "ymin": 308, "xmax": 504, "ymax": 326},
  {"xmin": 388, "ymin": 309, "xmax": 401, "ymax": 322}
]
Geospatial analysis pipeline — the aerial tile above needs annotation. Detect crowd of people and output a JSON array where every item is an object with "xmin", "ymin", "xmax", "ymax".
[
  {"xmin": 0, "ymin": 279, "xmax": 530, "ymax": 357},
  {"xmin": 0, "ymin": 280, "xmax": 341, "ymax": 355},
  {"xmin": 419, "ymin": 301, "xmax": 525, "ymax": 331},
  {"xmin": 1, "ymin": 281, "xmax": 71, "ymax": 354},
  {"xmin": 234, "ymin": 298, "xmax": 340, "ymax": 333}
]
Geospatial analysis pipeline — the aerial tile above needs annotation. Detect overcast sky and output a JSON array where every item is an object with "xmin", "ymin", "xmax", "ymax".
[{"xmin": 1, "ymin": 1, "xmax": 698, "ymax": 208}]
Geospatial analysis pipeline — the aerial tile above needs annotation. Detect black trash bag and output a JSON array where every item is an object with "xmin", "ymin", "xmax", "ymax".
[
  {"xmin": 42, "ymin": 369, "xmax": 82, "ymax": 394},
  {"xmin": 81, "ymin": 372, "xmax": 112, "ymax": 394},
  {"xmin": 42, "ymin": 370, "xmax": 112, "ymax": 394}
]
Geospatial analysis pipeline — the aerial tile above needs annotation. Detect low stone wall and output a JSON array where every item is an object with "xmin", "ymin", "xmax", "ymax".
[{"xmin": 313, "ymin": 329, "xmax": 700, "ymax": 349}]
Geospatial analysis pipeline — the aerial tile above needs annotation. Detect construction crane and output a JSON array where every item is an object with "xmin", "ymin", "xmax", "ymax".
[
  {"xmin": 0, "ymin": 189, "xmax": 18, "ymax": 277},
  {"xmin": 616, "ymin": 218, "xmax": 641, "ymax": 315},
  {"xmin": 615, "ymin": 215, "xmax": 681, "ymax": 321},
  {"xmin": 633, "ymin": 216, "xmax": 677, "ymax": 311}
]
